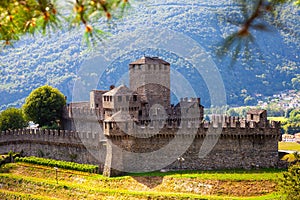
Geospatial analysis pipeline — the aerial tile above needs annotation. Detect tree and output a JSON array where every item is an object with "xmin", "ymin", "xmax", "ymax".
[
  {"xmin": 23, "ymin": 85, "xmax": 66, "ymax": 128},
  {"xmin": 289, "ymin": 109, "xmax": 300, "ymax": 121},
  {"xmin": 0, "ymin": 0, "xmax": 299, "ymax": 47},
  {"xmin": 226, "ymin": 108, "xmax": 239, "ymax": 117},
  {"xmin": 243, "ymin": 95, "xmax": 256, "ymax": 105},
  {"xmin": 0, "ymin": 0, "xmax": 130, "ymax": 46},
  {"xmin": 292, "ymin": 75, "xmax": 300, "ymax": 91},
  {"xmin": 280, "ymin": 153, "xmax": 300, "ymax": 200},
  {"xmin": 281, "ymin": 109, "xmax": 300, "ymax": 134},
  {"xmin": 285, "ymin": 108, "xmax": 294, "ymax": 118},
  {"xmin": 0, "ymin": 108, "xmax": 27, "ymax": 131}
]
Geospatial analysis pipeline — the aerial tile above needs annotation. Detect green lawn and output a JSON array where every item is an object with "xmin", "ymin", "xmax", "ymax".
[
  {"xmin": 279, "ymin": 141, "xmax": 300, "ymax": 152},
  {"xmin": 0, "ymin": 162, "xmax": 285, "ymax": 200},
  {"xmin": 268, "ymin": 117, "xmax": 288, "ymax": 123},
  {"xmin": 128, "ymin": 168, "xmax": 284, "ymax": 181}
]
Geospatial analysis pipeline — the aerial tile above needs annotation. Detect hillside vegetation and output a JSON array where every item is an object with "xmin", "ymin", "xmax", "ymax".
[
  {"xmin": 0, "ymin": 0, "xmax": 299, "ymax": 110},
  {"xmin": 0, "ymin": 162, "xmax": 285, "ymax": 200}
]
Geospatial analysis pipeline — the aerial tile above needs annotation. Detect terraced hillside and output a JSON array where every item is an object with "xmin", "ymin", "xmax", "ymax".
[{"xmin": 0, "ymin": 162, "xmax": 285, "ymax": 199}]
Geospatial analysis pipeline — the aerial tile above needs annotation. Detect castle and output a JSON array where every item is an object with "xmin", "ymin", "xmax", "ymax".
[{"xmin": 0, "ymin": 57, "xmax": 281, "ymax": 177}]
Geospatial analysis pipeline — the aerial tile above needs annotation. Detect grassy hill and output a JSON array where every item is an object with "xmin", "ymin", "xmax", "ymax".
[{"xmin": 0, "ymin": 161, "xmax": 285, "ymax": 200}]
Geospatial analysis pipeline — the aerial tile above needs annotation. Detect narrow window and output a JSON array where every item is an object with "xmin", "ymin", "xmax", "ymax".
[
  {"xmin": 133, "ymin": 95, "xmax": 137, "ymax": 101},
  {"xmin": 118, "ymin": 96, "xmax": 122, "ymax": 102}
]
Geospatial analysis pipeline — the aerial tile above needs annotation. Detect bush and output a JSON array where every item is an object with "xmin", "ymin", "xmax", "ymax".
[
  {"xmin": 280, "ymin": 153, "xmax": 300, "ymax": 200},
  {"xmin": 281, "ymin": 163, "xmax": 300, "ymax": 200},
  {"xmin": 15, "ymin": 156, "xmax": 98, "ymax": 173}
]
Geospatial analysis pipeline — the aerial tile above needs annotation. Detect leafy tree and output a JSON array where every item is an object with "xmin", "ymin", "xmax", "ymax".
[
  {"xmin": 281, "ymin": 109, "xmax": 300, "ymax": 134},
  {"xmin": 280, "ymin": 153, "xmax": 300, "ymax": 200},
  {"xmin": 0, "ymin": 0, "xmax": 130, "ymax": 46},
  {"xmin": 282, "ymin": 122, "xmax": 300, "ymax": 134},
  {"xmin": 23, "ymin": 85, "xmax": 66, "ymax": 128},
  {"xmin": 285, "ymin": 108, "xmax": 294, "ymax": 118},
  {"xmin": 225, "ymin": 107, "xmax": 251, "ymax": 117},
  {"xmin": 264, "ymin": 103, "xmax": 285, "ymax": 117},
  {"xmin": 0, "ymin": 0, "xmax": 299, "ymax": 47},
  {"xmin": 289, "ymin": 109, "xmax": 300, "ymax": 122},
  {"xmin": 0, "ymin": 108, "xmax": 27, "ymax": 131},
  {"xmin": 291, "ymin": 74, "xmax": 300, "ymax": 90},
  {"xmin": 243, "ymin": 95, "xmax": 256, "ymax": 105},
  {"xmin": 226, "ymin": 108, "xmax": 239, "ymax": 117}
]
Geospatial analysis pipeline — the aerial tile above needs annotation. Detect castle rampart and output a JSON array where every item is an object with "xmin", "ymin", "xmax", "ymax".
[
  {"xmin": 104, "ymin": 117, "xmax": 280, "ymax": 136},
  {"xmin": 0, "ymin": 119, "xmax": 281, "ymax": 177},
  {"xmin": 103, "ymin": 120, "xmax": 280, "ymax": 176},
  {"xmin": 0, "ymin": 129, "xmax": 105, "ymax": 166}
]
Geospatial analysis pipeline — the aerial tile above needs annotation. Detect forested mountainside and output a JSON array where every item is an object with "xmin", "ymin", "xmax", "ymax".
[{"xmin": 0, "ymin": 0, "xmax": 299, "ymax": 109}]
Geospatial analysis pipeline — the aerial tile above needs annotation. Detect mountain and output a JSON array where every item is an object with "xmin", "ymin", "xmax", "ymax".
[{"xmin": 0, "ymin": 0, "xmax": 299, "ymax": 110}]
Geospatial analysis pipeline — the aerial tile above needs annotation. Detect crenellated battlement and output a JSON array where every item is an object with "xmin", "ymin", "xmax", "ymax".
[
  {"xmin": 0, "ymin": 116, "xmax": 280, "ymax": 146},
  {"xmin": 180, "ymin": 97, "xmax": 201, "ymax": 103},
  {"xmin": 0, "ymin": 128, "xmax": 100, "ymax": 146},
  {"xmin": 63, "ymin": 106, "xmax": 104, "ymax": 121},
  {"xmin": 103, "ymin": 117, "xmax": 280, "ymax": 138},
  {"xmin": 0, "ymin": 128, "xmax": 104, "ymax": 166}
]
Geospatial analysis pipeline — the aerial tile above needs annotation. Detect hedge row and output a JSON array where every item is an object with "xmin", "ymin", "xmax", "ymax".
[{"xmin": 15, "ymin": 156, "xmax": 98, "ymax": 173}]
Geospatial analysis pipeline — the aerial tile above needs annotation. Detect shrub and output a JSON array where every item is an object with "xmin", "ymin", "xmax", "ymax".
[
  {"xmin": 280, "ymin": 153, "xmax": 300, "ymax": 200},
  {"xmin": 280, "ymin": 163, "xmax": 300, "ymax": 200},
  {"xmin": 15, "ymin": 156, "xmax": 98, "ymax": 173}
]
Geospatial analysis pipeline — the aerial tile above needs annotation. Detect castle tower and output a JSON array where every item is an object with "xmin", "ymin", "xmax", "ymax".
[
  {"xmin": 246, "ymin": 109, "xmax": 268, "ymax": 126},
  {"xmin": 129, "ymin": 56, "xmax": 171, "ymax": 110}
]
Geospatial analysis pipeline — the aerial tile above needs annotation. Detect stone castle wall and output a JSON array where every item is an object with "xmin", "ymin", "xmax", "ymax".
[
  {"xmin": 0, "ymin": 119, "xmax": 281, "ymax": 176},
  {"xmin": 103, "ymin": 119, "xmax": 281, "ymax": 176},
  {"xmin": 0, "ymin": 129, "xmax": 106, "ymax": 167}
]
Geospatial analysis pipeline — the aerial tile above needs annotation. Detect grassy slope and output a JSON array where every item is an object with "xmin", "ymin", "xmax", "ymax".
[
  {"xmin": 279, "ymin": 142, "xmax": 300, "ymax": 151},
  {"xmin": 0, "ymin": 162, "xmax": 285, "ymax": 200},
  {"xmin": 268, "ymin": 117, "xmax": 288, "ymax": 123}
]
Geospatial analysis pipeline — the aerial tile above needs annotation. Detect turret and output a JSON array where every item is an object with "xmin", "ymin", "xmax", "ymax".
[{"xmin": 129, "ymin": 56, "xmax": 171, "ymax": 109}]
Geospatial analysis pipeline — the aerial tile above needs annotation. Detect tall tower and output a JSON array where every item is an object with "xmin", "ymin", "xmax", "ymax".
[{"xmin": 129, "ymin": 56, "xmax": 170, "ymax": 109}]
